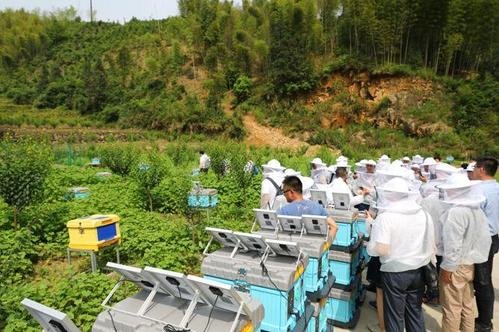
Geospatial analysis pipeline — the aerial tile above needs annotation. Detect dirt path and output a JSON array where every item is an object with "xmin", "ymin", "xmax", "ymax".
[
  {"xmin": 243, "ymin": 115, "xmax": 308, "ymax": 150},
  {"xmin": 243, "ymin": 115, "xmax": 341, "ymax": 157}
]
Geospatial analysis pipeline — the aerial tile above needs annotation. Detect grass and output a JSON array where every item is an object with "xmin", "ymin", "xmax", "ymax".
[{"xmin": 0, "ymin": 97, "xmax": 103, "ymax": 128}]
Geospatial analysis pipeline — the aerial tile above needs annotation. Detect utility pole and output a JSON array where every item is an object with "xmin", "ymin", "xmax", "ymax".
[{"xmin": 90, "ymin": 0, "xmax": 93, "ymax": 22}]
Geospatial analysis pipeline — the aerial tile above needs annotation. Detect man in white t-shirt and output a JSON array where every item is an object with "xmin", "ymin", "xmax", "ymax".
[
  {"xmin": 367, "ymin": 177, "xmax": 433, "ymax": 332},
  {"xmin": 199, "ymin": 150, "xmax": 210, "ymax": 173}
]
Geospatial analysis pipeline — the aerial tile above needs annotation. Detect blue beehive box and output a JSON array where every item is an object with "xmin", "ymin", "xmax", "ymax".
[
  {"xmin": 65, "ymin": 187, "xmax": 90, "ymax": 200},
  {"xmin": 202, "ymin": 245, "xmax": 309, "ymax": 332},
  {"xmin": 289, "ymin": 235, "xmax": 334, "ymax": 301},
  {"xmin": 307, "ymin": 299, "xmax": 331, "ymax": 332},
  {"xmin": 89, "ymin": 158, "xmax": 101, "ymax": 167},
  {"xmin": 188, "ymin": 189, "xmax": 218, "ymax": 208},
  {"xmin": 328, "ymin": 247, "xmax": 362, "ymax": 289},
  {"xmin": 329, "ymin": 210, "xmax": 359, "ymax": 251},
  {"xmin": 327, "ymin": 280, "xmax": 361, "ymax": 329},
  {"xmin": 253, "ymin": 230, "xmax": 334, "ymax": 302}
]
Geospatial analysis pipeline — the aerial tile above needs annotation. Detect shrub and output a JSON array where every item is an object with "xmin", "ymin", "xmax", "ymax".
[
  {"xmin": 99, "ymin": 144, "xmax": 137, "ymax": 176},
  {"xmin": 0, "ymin": 228, "xmax": 39, "ymax": 286},
  {"xmin": 119, "ymin": 210, "xmax": 200, "ymax": 273},
  {"xmin": 152, "ymin": 169, "xmax": 192, "ymax": 214},
  {"xmin": 0, "ymin": 140, "xmax": 53, "ymax": 227},
  {"xmin": 6, "ymin": 87, "xmax": 36, "ymax": 105},
  {"xmin": 233, "ymin": 75, "xmax": 252, "ymax": 104},
  {"xmin": 131, "ymin": 151, "xmax": 170, "ymax": 211}
]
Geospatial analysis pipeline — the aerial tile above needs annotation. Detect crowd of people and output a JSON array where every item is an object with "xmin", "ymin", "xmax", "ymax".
[{"xmin": 258, "ymin": 154, "xmax": 498, "ymax": 332}]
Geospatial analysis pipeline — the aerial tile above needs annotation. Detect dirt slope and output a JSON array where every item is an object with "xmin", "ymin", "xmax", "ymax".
[{"xmin": 243, "ymin": 115, "xmax": 307, "ymax": 149}]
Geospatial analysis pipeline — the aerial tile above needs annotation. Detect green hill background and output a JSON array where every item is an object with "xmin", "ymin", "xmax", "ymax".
[{"xmin": 0, "ymin": 0, "xmax": 498, "ymax": 158}]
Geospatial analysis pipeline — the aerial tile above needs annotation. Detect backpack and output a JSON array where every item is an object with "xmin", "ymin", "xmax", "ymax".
[
  {"xmin": 264, "ymin": 176, "xmax": 285, "ymax": 209},
  {"xmin": 265, "ymin": 176, "xmax": 283, "ymax": 195}
]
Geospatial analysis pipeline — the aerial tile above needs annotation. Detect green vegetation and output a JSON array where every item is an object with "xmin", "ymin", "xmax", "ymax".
[
  {"xmin": 0, "ymin": 1, "xmax": 496, "ymax": 154},
  {"xmin": 0, "ymin": 141, "xmax": 265, "ymax": 330},
  {"xmin": 0, "ymin": 2, "xmax": 497, "ymax": 329},
  {"xmin": 0, "ymin": 139, "xmax": 53, "ymax": 227}
]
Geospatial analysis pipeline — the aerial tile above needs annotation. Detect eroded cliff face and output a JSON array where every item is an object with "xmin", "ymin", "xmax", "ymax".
[{"xmin": 308, "ymin": 72, "xmax": 452, "ymax": 137}]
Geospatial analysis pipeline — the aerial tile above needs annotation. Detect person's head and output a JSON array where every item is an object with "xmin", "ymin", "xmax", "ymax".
[
  {"xmin": 422, "ymin": 157, "xmax": 437, "ymax": 173},
  {"xmin": 365, "ymin": 160, "xmax": 376, "ymax": 173},
  {"xmin": 461, "ymin": 162, "xmax": 469, "ymax": 170},
  {"xmin": 281, "ymin": 176, "xmax": 303, "ymax": 202},
  {"xmin": 199, "ymin": 150, "xmax": 205, "ymax": 155},
  {"xmin": 434, "ymin": 154, "xmax": 441, "ymax": 162},
  {"xmin": 473, "ymin": 156, "xmax": 498, "ymax": 180},
  {"xmin": 335, "ymin": 167, "xmax": 348, "ymax": 181},
  {"xmin": 311, "ymin": 158, "xmax": 325, "ymax": 170}
]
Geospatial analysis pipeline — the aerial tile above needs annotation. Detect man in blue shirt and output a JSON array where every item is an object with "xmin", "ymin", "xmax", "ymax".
[
  {"xmin": 278, "ymin": 175, "xmax": 338, "ymax": 241},
  {"xmin": 472, "ymin": 156, "xmax": 499, "ymax": 332}
]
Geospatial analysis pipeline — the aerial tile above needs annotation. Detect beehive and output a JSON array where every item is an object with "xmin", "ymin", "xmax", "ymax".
[{"xmin": 67, "ymin": 214, "xmax": 121, "ymax": 251}]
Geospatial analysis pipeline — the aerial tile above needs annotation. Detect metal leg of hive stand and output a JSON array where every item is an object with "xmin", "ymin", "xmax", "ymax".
[
  {"xmin": 116, "ymin": 247, "xmax": 120, "ymax": 264},
  {"xmin": 67, "ymin": 248, "xmax": 72, "ymax": 265},
  {"xmin": 90, "ymin": 251, "xmax": 97, "ymax": 273}
]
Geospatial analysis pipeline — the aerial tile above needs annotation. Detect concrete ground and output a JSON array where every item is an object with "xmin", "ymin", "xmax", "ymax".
[{"xmin": 336, "ymin": 254, "xmax": 499, "ymax": 332}]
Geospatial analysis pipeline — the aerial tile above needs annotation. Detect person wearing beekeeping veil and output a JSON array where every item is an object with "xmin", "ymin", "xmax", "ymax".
[
  {"xmin": 419, "ymin": 162, "xmax": 458, "ymax": 304},
  {"xmin": 412, "ymin": 154, "xmax": 424, "ymax": 165},
  {"xmin": 367, "ymin": 177, "xmax": 433, "ymax": 332},
  {"xmin": 377, "ymin": 154, "xmax": 391, "ymax": 171},
  {"xmin": 437, "ymin": 173, "xmax": 491, "ymax": 332},
  {"xmin": 310, "ymin": 157, "xmax": 328, "ymax": 185},
  {"xmin": 260, "ymin": 159, "xmax": 285, "ymax": 209},
  {"xmin": 401, "ymin": 156, "xmax": 411, "ymax": 168},
  {"xmin": 353, "ymin": 159, "xmax": 377, "ymax": 211},
  {"xmin": 330, "ymin": 167, "xmax": 368, "ymax": 209},
  {"xmin": 421, "ymin": 157, "xmax": 437, "ymax": 182}
]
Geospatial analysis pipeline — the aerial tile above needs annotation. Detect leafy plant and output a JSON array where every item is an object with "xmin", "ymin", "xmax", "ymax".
[
  {"xmin": 233, "ymin": 75, "xmax": 252, "ymax": 104},
  {"xmin": 0, "ymin": 140, "xmax": 52, "ymax": 227},
  {"xmin": 131, "ymin": 151, "xmax": 170, "ymax": 211},
  {"xmin": 0, "ymin": 228, "xmax": 39, "ymax": 286},
  {"xmin": 99, "ymin": 144, "xmax": 137, "ymax": 176}
]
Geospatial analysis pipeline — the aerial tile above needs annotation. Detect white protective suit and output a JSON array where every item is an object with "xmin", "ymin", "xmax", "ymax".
[
  {"xmin": 438, "ymin": 173, "xmax": 492, "ymax": 272},
  {"xmin": 420, "ymin": 163, "xmax": 458, "ymax": 254},
  {"xmin": 260, "ymin": 159, "xmax": 285, "ymax": 209},
  {"xmin": 330, "ymin": 177, "xmax": 364, "ymax": 209},
  {"xmin": 367, "ymin": 177, "xmax": 434, "ymax": 273},
  {"xmin": 310, "ymin": 157, "xmax": 329, "ymax": 185}
]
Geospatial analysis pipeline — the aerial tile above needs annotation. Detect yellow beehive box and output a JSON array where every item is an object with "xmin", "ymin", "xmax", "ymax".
[{"xmin": 67, "ymin": 214, "xmax": 121, "ymax": 251}]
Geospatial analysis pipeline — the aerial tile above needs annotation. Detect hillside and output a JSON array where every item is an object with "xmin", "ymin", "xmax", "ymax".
[{"xmin": 0, "ymin": 2, "xmax": 498, "ymax": 159}]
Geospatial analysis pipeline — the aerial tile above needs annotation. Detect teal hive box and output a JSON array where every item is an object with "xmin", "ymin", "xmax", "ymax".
[
  {"xmin": 306, "ymin": 299, "xmax": 332, "ymax": 332},
  {"xmin": 328, "ymin": 246, "xmax": 362, "ymax": 289},
  {"xmin": 188, "ymin": 189, "xmax": 218, "ymax": 208},
  {"xmin": 290, "ymin": 234, "xmax": 334, "ymax": 302},
  {"xmin": 88, "ymin": 158, "xmax": 101, "ymax": 167},
  {"xmin": 255, "ymin": 230, "xmax": 334, "ymax": 302},
  {"xmin": 65, "ymin": 187, "xmax": 90, "ymax": 200},
  {"xmin": 355, "ymin": 213, "xmax": 371, "ymax": 264},
  {"xmin": 356, "ymin": 215, "xmax": 368, "ymax": 239},
  {"xmin": 329, "ymin": 210, "xmax": 359, "ymax": 251},
  {"xmin": 202, "ymin": 245, "xmax": 310, "ymax": 332},
  {"xmin": 326, "ymin": 278, "xmax": 361, "ymax": 329}
]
